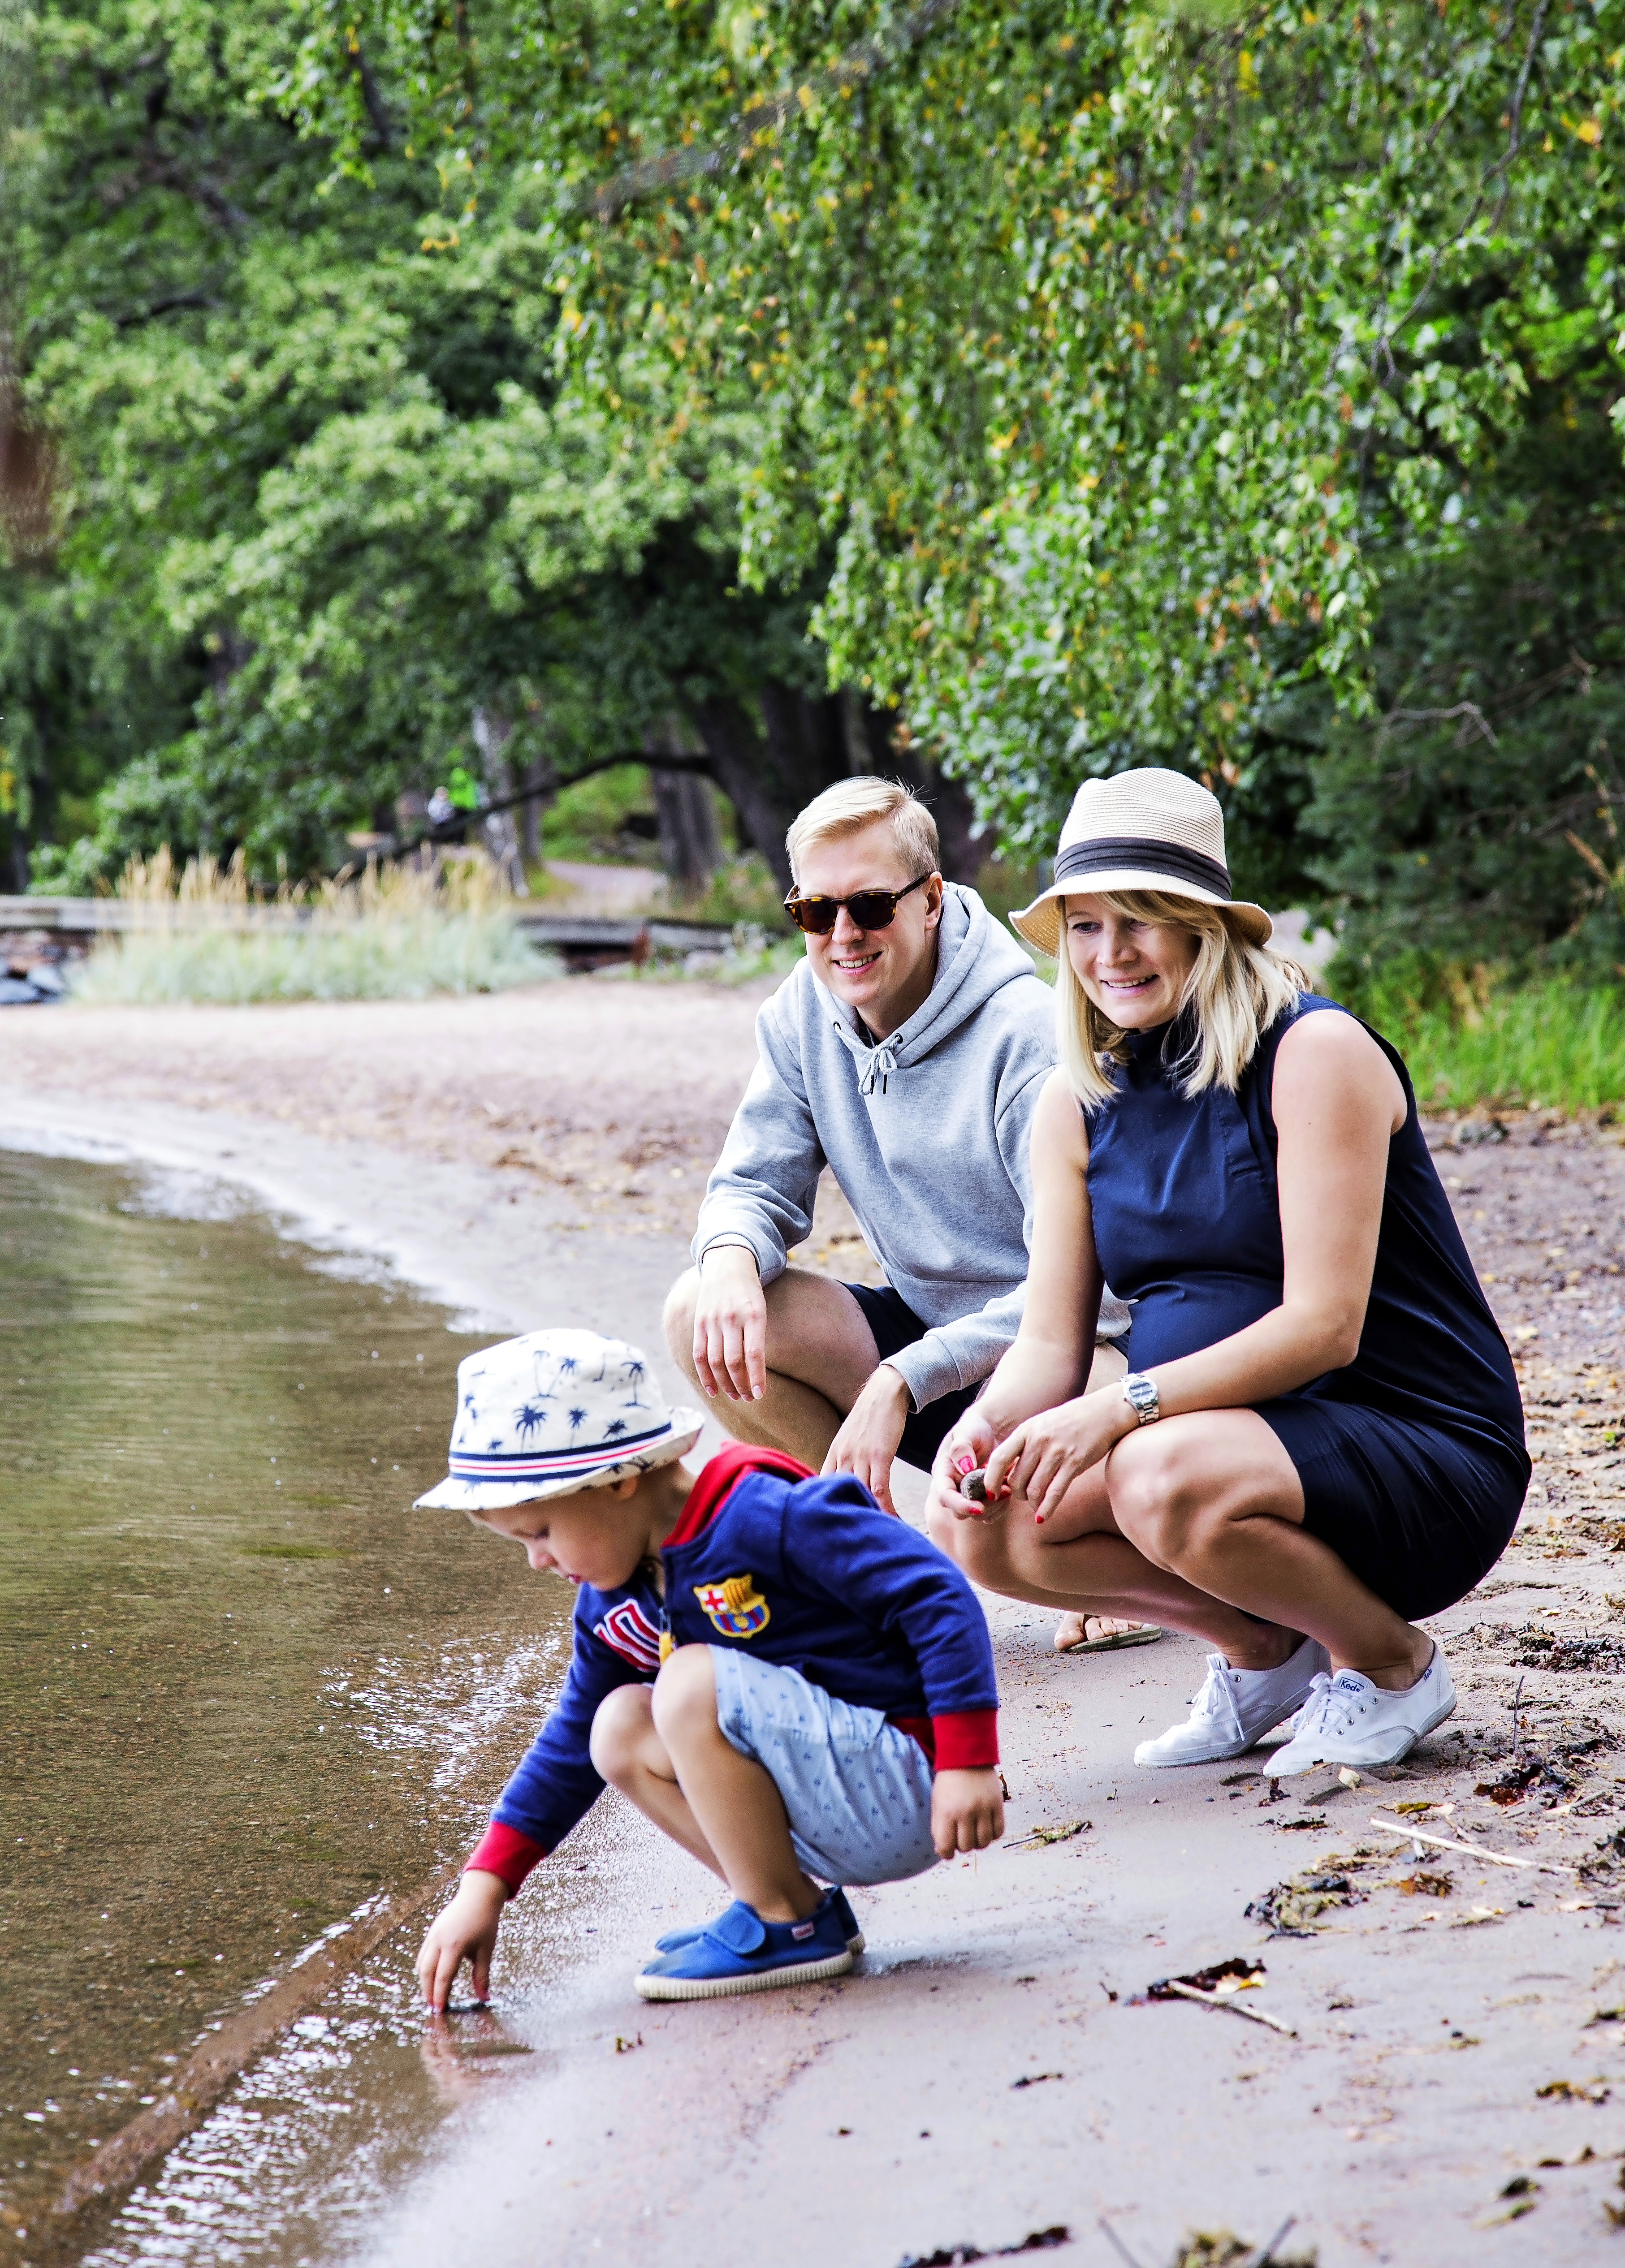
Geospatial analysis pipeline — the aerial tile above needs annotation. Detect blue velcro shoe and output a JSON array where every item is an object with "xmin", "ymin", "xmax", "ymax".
[
  {"xmin": 654, "ymin": 1885, "xmax": 864, "ymax": 1958},
  {"xmin": 635, "ymin": 1892, "xmax": 854, "ymax": 2001}
]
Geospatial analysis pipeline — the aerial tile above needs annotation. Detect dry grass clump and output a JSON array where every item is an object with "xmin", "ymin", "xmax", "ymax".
[{"xmin": 73, "ymin": 849, "xmax": 558, "ymax": 1005}]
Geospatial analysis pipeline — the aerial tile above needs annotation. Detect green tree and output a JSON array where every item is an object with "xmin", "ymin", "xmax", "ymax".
[{"xmin": 286, "ymin": 0, "xmax": 1622, "ymax": 911}]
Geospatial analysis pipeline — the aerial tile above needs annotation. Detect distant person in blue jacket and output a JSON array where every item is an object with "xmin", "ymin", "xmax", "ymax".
[{"xmin": 413, "ymin": 1328, "xmax": 1003, "ymax": 2008}]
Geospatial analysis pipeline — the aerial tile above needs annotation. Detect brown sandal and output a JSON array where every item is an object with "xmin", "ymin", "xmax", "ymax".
[{"xmin": 1055, "ymin": 1620, "xmax": 1166, "ymax": 1656}]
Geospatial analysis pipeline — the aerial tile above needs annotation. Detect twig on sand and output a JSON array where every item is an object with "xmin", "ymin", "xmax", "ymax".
[
  {"xmin": 1369, "ymin": 1812, "xmax": 1577, "ymax": 1876},
  {"xmin": 1252, "ymin": 2216, "xmax": 1297, "ymax": 2267},
  {"xmin": 1163, "ymin": 1979, "xmax": 1298, "ymax": 2036},
  {"xmin": 1096, "ymin": 2220, "xmax": 1147, "ymax": 2268},
  {"xmin": 1511, "ymin": 1671, "xmax": 1526, "ymax": 1762}
]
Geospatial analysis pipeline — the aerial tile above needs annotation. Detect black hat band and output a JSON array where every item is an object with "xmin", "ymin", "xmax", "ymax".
[{"xmin": 1053, "ymin": 836, "xmax": 1232, "ymax": 900}]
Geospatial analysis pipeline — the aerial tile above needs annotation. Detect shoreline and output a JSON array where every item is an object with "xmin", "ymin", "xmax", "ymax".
[{"xmin": 7, "ymin": 998, "xmax": 1625, "ymax": 2266}]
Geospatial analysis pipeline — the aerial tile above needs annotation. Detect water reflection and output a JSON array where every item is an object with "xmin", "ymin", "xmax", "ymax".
[{"xmin": 0, "ymin": 1149, "xmax": 572, "ymax": 2263}]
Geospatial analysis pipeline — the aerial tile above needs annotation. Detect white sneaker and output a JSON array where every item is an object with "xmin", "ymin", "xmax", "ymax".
[
  {"xmin": 1133, "ymin": 1636, "xmax": 1331, "ymax": 1768},
  {"xmin": 1266, "ymin": 1646, "xmax": 1457, "ymax": 1775}
]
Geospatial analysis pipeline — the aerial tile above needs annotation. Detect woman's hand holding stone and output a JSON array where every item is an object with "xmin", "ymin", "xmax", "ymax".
[
  {"xmin": 928, "ymin": 1407, "xmax": 999, "ymax": 1524},
  {"xmin": 983, "ymin": 1389, "xmax": 1134, "ymax": 1528}
]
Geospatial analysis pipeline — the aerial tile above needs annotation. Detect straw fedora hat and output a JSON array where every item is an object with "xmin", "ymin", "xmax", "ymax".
[
  {"xmin": 415, "ymin": 1329, "xmax": 703, "ymax": 1511},
  {"xmin": 1010, "ymin": 767, "xmax": 1271, "ymax": 956}
]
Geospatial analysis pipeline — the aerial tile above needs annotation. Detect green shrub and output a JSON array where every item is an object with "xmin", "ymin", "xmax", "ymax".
[{"xmin": 1335, "ymin": 956, "xmax": 1625, "ymax": 1113}]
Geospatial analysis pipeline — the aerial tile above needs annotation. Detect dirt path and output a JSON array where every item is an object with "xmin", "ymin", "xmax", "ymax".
[{"xmin": 5, "ymin": 990, "xmax": 1625, "ymax": 2264}]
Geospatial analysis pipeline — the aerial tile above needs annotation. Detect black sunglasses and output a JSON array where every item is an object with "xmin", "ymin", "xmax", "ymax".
[{"xmin": 782, "ymin": 872, "xmax": 934, "ymax": 935}]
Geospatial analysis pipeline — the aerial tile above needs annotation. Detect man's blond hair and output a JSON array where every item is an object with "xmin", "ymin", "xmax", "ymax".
[{"xmin": 786, "ymin": 778, "xmax": 941, "ymax": 885}]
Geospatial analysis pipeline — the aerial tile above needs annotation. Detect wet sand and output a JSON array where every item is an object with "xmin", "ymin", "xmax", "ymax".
[{"xmin": 5, "ymin": 988, "xmax": 1625, "ymax": 2264}]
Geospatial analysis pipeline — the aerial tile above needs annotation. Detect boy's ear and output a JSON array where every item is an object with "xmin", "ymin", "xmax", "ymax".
[{"xmin": 611, "ymin": 1474, "xmax": 642, "ymax": 1500}]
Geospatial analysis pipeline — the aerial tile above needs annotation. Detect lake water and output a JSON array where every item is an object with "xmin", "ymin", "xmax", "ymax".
[{"xmin": 0, "ymin": 1147, "xmax": 579, "ymax": 2265}]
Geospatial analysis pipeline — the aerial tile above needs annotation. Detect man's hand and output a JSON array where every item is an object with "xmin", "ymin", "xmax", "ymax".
[
  {"xmin": 930, "ymin": 1766, "xmax": 1005, "ymax": 1860},
  {"xmin": 691, "ymin": 1244, "xmax": 767, "ymax": 1402},
  {"xmin": 823, "ymin": 1364, "xmax": 911, "ymax": 1514},
  {"xmin": 415, "ymin": 1869, "xmax": 508, "ymax": 2011}
]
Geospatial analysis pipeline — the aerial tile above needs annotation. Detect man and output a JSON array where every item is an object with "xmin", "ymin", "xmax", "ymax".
[{"xmin": 664, "ymin": 776, "xmax": 1130, "ymax": 1537}]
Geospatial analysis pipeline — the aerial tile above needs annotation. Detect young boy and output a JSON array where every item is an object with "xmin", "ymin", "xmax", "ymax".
[{"xmin": 414, "ymin": 1327, "xmax": 1003, "ymax": 2005}]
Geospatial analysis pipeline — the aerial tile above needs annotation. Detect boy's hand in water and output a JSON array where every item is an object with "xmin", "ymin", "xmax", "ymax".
[
  {"xmin": 930, "ymin": 1766, "xmax": 1004, "ymax": 1861},
  {"xmin": 416, "ymin": 1870, "xmax": 507, "ymax": 2010}
]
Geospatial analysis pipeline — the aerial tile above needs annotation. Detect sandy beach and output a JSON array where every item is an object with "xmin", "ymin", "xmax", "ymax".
[{"xmin": 7, "ymin": 980, "xmax": 1625, "ymax": 2266}]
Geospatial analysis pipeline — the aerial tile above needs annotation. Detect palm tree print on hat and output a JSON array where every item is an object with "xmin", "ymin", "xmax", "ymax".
[
  {"xmin": 567, "ymin": 1406, "xmax": 588, "ymax": 1439},
  {"xmin": 516, "ymin": 1401, "xmax": 549, "ymax": 1442},
  {"xmin": 623, "ymin": 1357, "xmax": 648, "ymax": 1408}
]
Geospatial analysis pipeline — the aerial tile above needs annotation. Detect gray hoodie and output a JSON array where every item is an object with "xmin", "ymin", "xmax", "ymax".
[{"xmin": 693, "ymin": 883, "xmax": 1128, "ymax": 1410}]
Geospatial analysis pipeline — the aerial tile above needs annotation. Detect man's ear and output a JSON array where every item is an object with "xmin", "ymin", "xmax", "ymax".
[{"xmin": 925, "ymin": 871, "xmax": 946, "ymax": 923}]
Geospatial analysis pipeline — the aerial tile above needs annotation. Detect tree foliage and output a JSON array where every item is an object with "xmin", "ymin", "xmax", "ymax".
[
  {"xmin": 267, "ymin": 0, "xmax": 1623, "ymax": 896},
  {"xmin": 5, "ymin": 0, "xmax": 1624, "ymax": 952}
]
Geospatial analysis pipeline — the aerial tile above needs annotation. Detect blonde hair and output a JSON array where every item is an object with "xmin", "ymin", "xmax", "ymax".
[
  {"xmin": 1056, "ymin": 889, "xmax": 1309, "ymax": 1109},
  {"xmin": 786, "ymin": 777, "xmax": 940, "ymax": 885}
]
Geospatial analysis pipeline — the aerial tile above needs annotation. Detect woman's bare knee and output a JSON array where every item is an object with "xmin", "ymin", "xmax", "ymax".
[
  {"xmin": 1106, "ymin": 1429, "xmax": 1213, "ymax": 1564},
  {"xmin": 930, "ymin": 1505, "xmax": 1016, "ymax": 1590}
]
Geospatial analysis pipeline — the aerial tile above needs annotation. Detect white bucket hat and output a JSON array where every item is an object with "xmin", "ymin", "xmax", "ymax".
[
  {"xmin": 415, "ymin": 1329, "xmax": 704, "ymax": 1512},
  {"xmin": 1010, "ymin": 767, "xmax": 1271, "ymax": 956}
]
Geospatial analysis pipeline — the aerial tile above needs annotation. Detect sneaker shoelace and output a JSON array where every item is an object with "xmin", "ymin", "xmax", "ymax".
[
  {"xmin": 1184, "ymin": 1657, "xmax": 1243, "ymax": 1735},
  {"xmin": 1292, "ymin": 1669, "xmax": 1371, "ymax": 1745}
]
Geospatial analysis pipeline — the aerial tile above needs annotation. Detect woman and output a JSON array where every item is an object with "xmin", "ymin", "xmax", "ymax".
[{"xmin": 927, "ymin": 768, "xmax": 1529, "ymax": 1773}]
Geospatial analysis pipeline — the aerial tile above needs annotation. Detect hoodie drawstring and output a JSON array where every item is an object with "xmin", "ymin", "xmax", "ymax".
[
  {"xmin": 857, "ymin": 1036, "xmax": 900, "ymax": 1097},
  {"xmin": 829, "ymin": 1010, "xmax": 903, "ymax": 1097}
]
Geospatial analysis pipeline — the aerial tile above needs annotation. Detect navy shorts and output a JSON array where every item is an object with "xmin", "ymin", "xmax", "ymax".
[{"xmin": 843, "ymin": 1282, "xmax": 982, "ymax": 1474}]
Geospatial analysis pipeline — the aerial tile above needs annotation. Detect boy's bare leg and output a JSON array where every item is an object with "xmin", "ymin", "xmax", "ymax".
[
  {"xmin": 591, "ymin": 1656, "xmax": 821, "ymax": 1922},
  {"xmin": 664, "ymin": 1264, "xmax": 882, "ymax": 1470}
]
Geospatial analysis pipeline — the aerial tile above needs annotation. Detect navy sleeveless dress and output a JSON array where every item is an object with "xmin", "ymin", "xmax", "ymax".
[{"xmin": 1085, "ymin": 993, "xmax": 1529, "ymax": 1621}]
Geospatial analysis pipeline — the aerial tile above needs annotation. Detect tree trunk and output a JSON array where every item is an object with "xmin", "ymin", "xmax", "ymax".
[
  {"xmin": 471, "ymin": 705, "xmax": 527, "ymax": 894},
  {"xmin": 519, "ymin": 764, "xmax": 547, "ymax": 865},
  {"xmin": 691, "ymin": 694, "xmax": 796, "ymax": 888},
  {"xmin": 689, "ymin": 681, "xmax": 983, "ymax": 889},
  {"xmin": 651, "ymin": 769, "xmax": 721, "ymax": 891},
  {"xmin": 849, "ymin": 702, "xmax": 983, "ymax": 883}
]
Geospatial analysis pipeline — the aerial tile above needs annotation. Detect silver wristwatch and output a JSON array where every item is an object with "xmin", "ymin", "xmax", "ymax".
[{"xmin": 1122, "ymin": 1372, "xmax": 1161, "ymax": 1426}]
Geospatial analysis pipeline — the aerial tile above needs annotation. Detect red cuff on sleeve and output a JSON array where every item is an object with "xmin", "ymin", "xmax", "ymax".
[
  {"xmin": 467, "ymin": 1821, "xmax": 548, "ymax": 1897},
  {"xmin": 930, "ymin": 1708, "xmax": 1000, "ymax": 1771}
]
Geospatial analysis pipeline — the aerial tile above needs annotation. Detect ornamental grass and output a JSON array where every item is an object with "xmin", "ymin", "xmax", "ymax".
[{"xmin": 72, "ymin": 848, "xmax": 557, "ymax": 1006}]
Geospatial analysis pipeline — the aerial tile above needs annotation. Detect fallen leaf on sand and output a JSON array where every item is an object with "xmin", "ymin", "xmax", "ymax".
[
  {"xmin": 1246, "ymin": 1871, "xmax": 1365, "ymax": 1934},
  {"xmin": 1137, "ymin": 1956, "xmax": 1264, "ymax": 2002},
  {"xmin": 1537, "ymin": 2078, "xmax": 1611, "ymax": 2104},
  {"xmin": 1004, "ymin": 1819, "xmax": 1089, "ymax": 1851}
]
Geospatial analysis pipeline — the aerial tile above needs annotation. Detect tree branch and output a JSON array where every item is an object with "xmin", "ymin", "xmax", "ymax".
[{"xmin": 582, "ymin": 0, "xmax": 964, "ymax": 221}]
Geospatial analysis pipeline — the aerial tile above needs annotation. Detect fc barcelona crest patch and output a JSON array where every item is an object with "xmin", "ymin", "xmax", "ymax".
[{"xmin": 692, "ymin": 1574, "xmax": 771, "ymax": 1639}]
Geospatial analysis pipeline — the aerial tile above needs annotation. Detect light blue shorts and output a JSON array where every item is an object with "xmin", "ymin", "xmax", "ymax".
[{"xmin": 710, "ymin": 1646, "xmax": 939, "ymax": 1889}]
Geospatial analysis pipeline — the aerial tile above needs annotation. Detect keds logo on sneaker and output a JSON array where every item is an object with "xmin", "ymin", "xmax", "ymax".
[
  {"xmin": 792, "ymin": 1922, "xmax": 815, "ymax": 1940},
  {"xmin": 692, "ymin": 1574, "xmax": 771, "ymax": 1639}
]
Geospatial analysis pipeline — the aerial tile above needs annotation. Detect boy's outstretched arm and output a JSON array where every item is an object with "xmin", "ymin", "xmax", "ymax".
[
  {"xmin": 416, "ymin": 1869, "xmax": 508, "ymax": 2011},
  {"xmin": 930, "ymin": 1767, "xmax": 1004, "ymax": 1861}
]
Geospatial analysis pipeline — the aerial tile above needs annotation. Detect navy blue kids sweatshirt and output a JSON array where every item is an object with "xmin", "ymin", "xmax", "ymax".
[{"xmin": 467, "ymin": 1442, "xmax": 1000, "ymax": 1893}]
